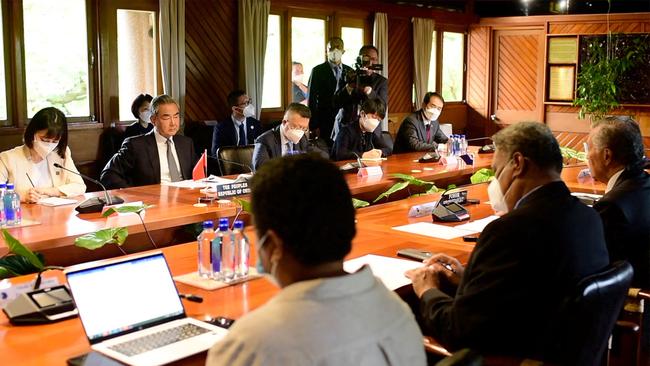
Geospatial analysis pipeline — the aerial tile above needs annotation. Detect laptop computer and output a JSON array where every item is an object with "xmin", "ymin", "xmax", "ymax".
[{"xmin": 65, "ymin": 251, "xmax": 228, "ymax": 366}]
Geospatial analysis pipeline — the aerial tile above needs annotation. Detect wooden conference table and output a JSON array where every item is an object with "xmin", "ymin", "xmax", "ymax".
[{"xmin": 0, "ymin": 150, "xmax": 493, "ymax": 265}]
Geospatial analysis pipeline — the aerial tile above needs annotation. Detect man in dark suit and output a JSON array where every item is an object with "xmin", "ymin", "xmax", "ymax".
[
  {"xmin": 587, "ymin": 116, "xmax": 650, "ymax": 288},
  {"xmin": 394, "ymin": 92, "xmax": 449, "ymax": 153},
  {"xmin": 307, "ymin": 37, "xmax": 353, "ymax": 143},
  {"xmin": 211, "ymin": 90, "xmax": 262, "ymax": 156},
  {"xmin": 406, "ymin": 122, "xmax": 609, "ymax": 363},
  {"xmin": 101, "ymin": 95, "xmax": 196, "ymax": 188},
  {"xmin": 252, "ymin": 103, "xmax": 328, "ymax": 171},
  {"xmin": 334, "ymin": 45, "xmax": 388, "ymax": 132},
  {"xmin": 332, "ymin": 98, "xmax": 392, "ymax": 161}
]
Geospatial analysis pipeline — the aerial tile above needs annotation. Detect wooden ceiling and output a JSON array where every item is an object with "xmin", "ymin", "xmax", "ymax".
[{"xmin": 381, "ymin": 0, "xmax": 650, "ymax": 17}]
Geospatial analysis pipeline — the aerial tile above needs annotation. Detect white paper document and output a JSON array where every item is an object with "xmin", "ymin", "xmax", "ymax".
[
  {"xmin": 392, "ymin": 222, "xmax": 474, "ymax": 240},
  {"xmin": 37, "ymin": 197, "xmax": 78, "ymax": 206},
  {"xmin": 454, "ymin": 215, "xmax": 500, "ymax": 233},
  {"xmin": 344, "ymin": 254, "xmax": 422, "ymax": 290}
]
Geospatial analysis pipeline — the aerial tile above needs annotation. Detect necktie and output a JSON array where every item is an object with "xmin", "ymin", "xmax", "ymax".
[
  {"xmin": 426, "ymin": 124, "xmax": 431, "ymax": 143},
  {"xmin": 166, "ymin": 139, "xmax": 182, "ymax": 182},
  {"xmin": 238, "ymin": 123, "xmax": 246, "ymax": 146},
  {"xmin": 335, "ymin": 66, "xmax": 342, "ymax": 91},
  {"xmin": 287, "ymin": 142, "xmax": 294, "ymax": 154}
]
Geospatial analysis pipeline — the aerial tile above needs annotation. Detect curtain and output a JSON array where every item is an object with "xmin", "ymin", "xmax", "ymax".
[
  {"xmin": 160, "ymin": 0, "xmax": 186, "ymax": 128},
  {"xmin": 412, "ymin": 17, "xmax": 435, "ymax": 109},
  {"xmin": 373, "ymin": 12, "xmax": 389, "ymax": 131},
  {"xmin": 238, "ymin": 0, "xmax": 270, "ymax": 118}
]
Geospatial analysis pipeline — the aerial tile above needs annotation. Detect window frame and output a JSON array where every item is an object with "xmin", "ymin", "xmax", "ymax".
[
  {"xmin": 439, "ymin": 30, "xmax": 467, "ymax": 103},
  {"xmin": 260, "ymin": 11, "xmax": 285, "ymax": 113}
]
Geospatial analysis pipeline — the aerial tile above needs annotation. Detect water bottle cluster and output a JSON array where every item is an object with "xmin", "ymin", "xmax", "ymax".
[
  {"xmin": 0, "ymin": 183, "xmax": 22, "ymax": 227},
  {"xmin": 197, "ymin": 218, "xmax": 250, "ymax": 282},
  {"xmin": 447, "ymin": 134, "xmax": 468, "ymax": 157}
]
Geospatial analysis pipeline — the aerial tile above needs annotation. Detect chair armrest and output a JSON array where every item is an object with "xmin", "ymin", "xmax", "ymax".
[
  {"xmin": 423, "ymin": 336, "xmax": 453, "ymax": 357},
  {"xmin": 628, "ymin": 288, "xmax": 650, "ymax": 300},
  {"xmin": 615, "ymin": 320, "xmax": 640, "ymax": 333}
]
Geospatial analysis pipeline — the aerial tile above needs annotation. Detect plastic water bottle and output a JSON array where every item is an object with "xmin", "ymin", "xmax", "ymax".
[
  {"xmin": 220, "ymin": 219, "xmax": 236, "ymax": 282},
  {"xmin": 232, "ymin": 220, "xmax": 250, "ymax": 278},
  {"xmin": 460, "ymin": 135, "xmax": 467, "ymax": 155},
  {"xmin": 212, "ymin": 218, "xmax": 232, "ymax": 281},
  {"xmin": 12, "ymin": 189, "xmax": 20, "ymax": 225},
  {"xmin": 0, "ymin": 183, "xmax": 5, "ymax": 226},
  {"xmin": 197, "ymin": 221, "xmax": 216, "ymax": 278},
  {"xmin": 4, "ymin": 183, "xmax": 17, "ymax": 226}
]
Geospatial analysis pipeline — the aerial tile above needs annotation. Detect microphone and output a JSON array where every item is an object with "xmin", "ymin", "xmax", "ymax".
[
  {"xmin": 352, "ymin": 152, "xmax": 364, "ymax": 168},
  {"xmin": 179, "ymin": 293, "xmax": 203, "ymax": 303},
  {"xmin": 33, "ymin": 266, "xmax": 65, "ymax": 290},
  {"xmin": 53, "ymin": 163, "xmax": 124, "ymax": 213},
  {"xmin": 207, "ymin": 154, "xmax": 254, "ymax": 176}
]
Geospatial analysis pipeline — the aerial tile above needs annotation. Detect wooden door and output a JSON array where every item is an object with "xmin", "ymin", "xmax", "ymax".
[{"xmin": 491, "ymin": 29, "xmax": 545, "ymax": 125}]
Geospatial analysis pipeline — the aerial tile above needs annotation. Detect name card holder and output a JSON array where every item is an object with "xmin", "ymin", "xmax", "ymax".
[
  {"xmin": 439, "ymin": 156, "xmax": 459, "ymax": 167},
  {"xmin": 216, "ymin": 181, "xmax": 251, "ymax": 198},
  {"xmin": 358, "ymin": 166, "xmax": 383, "ymax": 177}
]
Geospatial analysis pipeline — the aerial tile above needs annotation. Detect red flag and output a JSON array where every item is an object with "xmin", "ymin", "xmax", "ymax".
[{"xmin": 192, "ymin": 149, "xmax": 207, "ymax": 180}]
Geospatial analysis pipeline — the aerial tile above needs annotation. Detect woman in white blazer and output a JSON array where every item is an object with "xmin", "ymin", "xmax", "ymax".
[{"xmin": 0, "ymin": 107, "xmax": 86, "ymax": 203}]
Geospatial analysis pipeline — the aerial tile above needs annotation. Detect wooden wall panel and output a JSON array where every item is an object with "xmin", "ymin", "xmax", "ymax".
[
  {"xmin": 386, "ymin": 17, "xmax": 413, "ymax": 114},
  {"xmin": 496, "ymin": 34, "xmax": 538, "ymax": 111},
  {"xmin": 467, "ymin": 26, "xmax": 489, "ymax": 113},
  {"xmin": 549, "ymin": 22, "xmax": 648, "ymax": 35},
  {"xmin": 185, "ymin": 0, "xmax": 238, "ymax": 122}
]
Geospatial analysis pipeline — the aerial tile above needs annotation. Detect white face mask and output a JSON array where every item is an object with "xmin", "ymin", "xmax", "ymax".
[
  {"xmin": 255, "ymin": 233, "xmax": 280, "ymax": 287},
  {"xmin": 284, "ymin": 124, "xmax": 305, "ymax": 144},
  {"xmin": 487, "ymin": 161, "xmax": 512, "ymax": 214},
  {"xmin": 33, "ymin": 140, "xmax": 59, "ymax": 159},
  {"xmin": 425, "ymin": 108, "xmax": 441, "ymax": 121},
  {"xmin": 243, "ymin": 104, "xmax": 256, "ymax": 118},
  {"xmin": 327, "ymin": 49, "xmax": 343, "ymax": 63},
  {"xmin": 139, "ymin": 110, "xmax": 152, "ymax": 124},
  {"xmin": 360, "ymin": 115, "xmax": 380, "ymax": 132}
]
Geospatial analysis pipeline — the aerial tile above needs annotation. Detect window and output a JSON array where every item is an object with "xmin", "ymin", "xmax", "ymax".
[
  {"xmin": 0, "ymin": 5, "xmax": 7, "ymax": 122},
  {"xmin": 290, "ymin": 17, "xmax": 326, "ymax": 90},
  {"xmin": 341, "ymin": 26, "xmax": 364, "ymax": 67},
  {"xmin": 441, "ymin": 32, "xmax": 465, "ymax": 102},
  {"xmin": 262, "ymin": 14, "xmax": 281, "ymax": 109},
  {"xmin": 23, "ymin": 0, "xmax": 90, "ymax": 118},
  {"xmin": 117, "ymin": 9, "xmax": 157, "ymax": 121},
  {"xmin": 427, "ymin": 31, "xmax": 437, "ymax": 94}
]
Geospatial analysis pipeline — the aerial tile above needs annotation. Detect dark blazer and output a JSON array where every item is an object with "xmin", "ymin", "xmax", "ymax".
[
  {"xmin": 595, "ymin": 168, "xmax": 650, "ymax": 288},
  {"xmin": 100, "ymin": 131, "xmax": 196, "ymax": 189},
  {"xmin": 333, "ymin": 72, "xmax": 388, "ymax": 126},
  {"xmin": 124, "ymin": 122, "xmax": 153, "ymax": 139},
  {"xmin": 419, "ymin": 181, "xmax": 609, "ymax": 362},
  {"xmin": 252, "ymin": 125, "xmax": 328, "ymax": 171},
  {"xmin": 307, "ymin": 61, "xmax": 353, "ymax": 140},
  {"xmin": 394, "ymin": 110, "xmax": 449, "ymax": 153},
  {"xmin": 211, "ymin": 117, "xmax": 262, "ymax": 156},
  {"xmin": 332, "ymin": 122, "xmax": 392, "ymax": 161}
]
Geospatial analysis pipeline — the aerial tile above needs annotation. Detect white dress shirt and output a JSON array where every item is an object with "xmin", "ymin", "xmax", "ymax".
[
  {"xmin": 153, "ymin": 128, "xmax": 182, "ymax": 183},
  {"xmin": 206, "ymin": 266, "xmax": 426, "ymax": 366},
  {"xmin": 605, "ymin": 168, "xmax": 625, "ymax": 193}
]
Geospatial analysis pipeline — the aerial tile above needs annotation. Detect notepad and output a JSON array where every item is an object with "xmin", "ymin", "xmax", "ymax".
[
  {"xmin": 393, "ymin": 222, "xmax": 474, "ymax": 240},
  {"xmin": 37, "ymin": 197, "xmax": 78, "ymax": 206},
  {"xmin": 344, "ymin": 254, "xmax": 422, "ymax": 290}
]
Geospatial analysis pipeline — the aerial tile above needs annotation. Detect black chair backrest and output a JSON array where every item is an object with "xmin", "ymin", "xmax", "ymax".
[
  {"xmin": 214, "ymin": 145, "xmax": 255, "ymax": 176},
  {"xmin": 381, "ymin": 131, "xmax": 394, "ymax": 150},
  {"xmin": 562, "ymin": 260, "xmax": 634, "ymax": 365}
]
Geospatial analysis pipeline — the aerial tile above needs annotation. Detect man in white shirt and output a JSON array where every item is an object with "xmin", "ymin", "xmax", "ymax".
[
  {"xmin": 100, "ymin": 94, "xmax": 196, "ymax": 188},
  {"xmin": 206, "ymin": 154, "xmax": 426, "ymax": 366}
]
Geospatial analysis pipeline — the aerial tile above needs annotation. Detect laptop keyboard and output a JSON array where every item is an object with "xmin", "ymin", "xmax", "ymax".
[{"xmin": 109, "ymin": 323, "xmax": 211, "ymax": 357}]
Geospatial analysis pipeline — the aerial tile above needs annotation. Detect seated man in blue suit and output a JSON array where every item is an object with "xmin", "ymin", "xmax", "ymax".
[
  {"xmin": 211, "ymin": 90, "xmax": 262, "ymax": 156},
  {"xmin": 101, "ymin": 94, "xmax": 196, "ymax": 188},
  {"xmin": 331, "ymin": 98, "xmax": 392, "ymax": 161},
  {"xmin": 252, "ymin": 103, "xmax": 328, "ymax": 171}
]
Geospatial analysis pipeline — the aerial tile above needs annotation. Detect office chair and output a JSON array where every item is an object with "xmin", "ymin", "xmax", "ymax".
[
  {"xmin": 381, "ymin": 131, "xmax": 394, "ymax": 150},
  {"xmin": 213, "ymin": 145, "xmax": 255, "ymax": 176},
  {"xmin": 609, "ymin": 287, "xmax": 650, "ymax": 366},
  {"xmin": 425, "ymin": 261, "xmax": 633, "ymax": 366}
]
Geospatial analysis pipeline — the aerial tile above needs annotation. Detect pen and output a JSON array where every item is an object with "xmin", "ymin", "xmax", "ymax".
[
  {"xmin": 26, "ymin": 173, "xmax": 35, "ymax": 187},
  {"xmin": 437, "ymin": 260, "xmax": 456, "ymax": 274}
]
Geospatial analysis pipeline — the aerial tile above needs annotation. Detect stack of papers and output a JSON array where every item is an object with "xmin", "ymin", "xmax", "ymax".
[
  {"xmin": 344, "ymin": 254, "xmax": 422, "ymax": 290},
  {"xmin": 392, "ymin": 215, "xmax": 499, "ymax": 240},
  {"xmin": 37, "ymin": 197, "xmax": 78, "ymax": 206}
]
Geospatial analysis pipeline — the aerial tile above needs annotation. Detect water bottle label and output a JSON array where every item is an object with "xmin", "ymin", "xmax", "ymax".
[{"xmin": 211, "ymin": 237, "xmax": 222, "ymax": 272}]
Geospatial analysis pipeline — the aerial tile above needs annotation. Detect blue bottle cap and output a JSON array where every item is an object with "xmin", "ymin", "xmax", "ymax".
[
  {"xmin": 219, "ymin": 218, "xmax": 229, "ymax": 226},
  {"xmin": 0, "ymin": 183, "xmax": 5, "ymax": 188},
  {"xmin": 218, "ymin": 223, "xmax": 229, "ymax": 231},
  {"xmin": 6, "ymin": 183, "xmax": 14, "ymax": 190},
  {"xmin": 234, "ymin": 220, "xmax": 244, "ymax": 230},
  {"xmin": 202, "ymin": 220, "xmax": 214, "ymax": 229}
]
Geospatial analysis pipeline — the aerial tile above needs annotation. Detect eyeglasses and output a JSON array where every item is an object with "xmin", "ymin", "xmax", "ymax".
[
  {"xmin": 238, "ymin": 99, "xmax": 253, "ymax": 107},
  {"xmin": 287, "ymin": 124, "xmax": 309, "ymax": 133}
]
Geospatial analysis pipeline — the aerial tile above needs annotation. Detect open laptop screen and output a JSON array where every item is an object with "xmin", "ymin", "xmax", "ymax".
[{"xmin": 66, "ymin": 253, "xmax": 185, "ymax": 343}]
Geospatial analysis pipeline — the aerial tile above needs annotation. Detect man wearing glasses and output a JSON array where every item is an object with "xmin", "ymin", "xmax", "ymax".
[
  {"xmin": 211, "ymin": 90, "xmax": 262, "ymax": 156},
  {"xmin": 252, "ymin": 103, "xmax": 328, "ymax": 171},
  {"xmin": 394, "ymin": 92, "xmax": 449, "ymax": 153},
  {"xmin": 101, "ymin": 94, "xmax": 197, "ymax": 188}
]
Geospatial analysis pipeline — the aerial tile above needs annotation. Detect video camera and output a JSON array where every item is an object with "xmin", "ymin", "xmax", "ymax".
[{"xmin": 345, "ymin": 55, "xmax": 384, "ymax": 87}]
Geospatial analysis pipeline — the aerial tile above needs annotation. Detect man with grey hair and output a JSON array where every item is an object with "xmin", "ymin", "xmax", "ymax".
[
  {"xmin": 406, "ymin": 122, "xmax": 609, "ymax": 363},
  {"xmin": 101, "ymin": 94, "xmax": 196, "ymax": 188},
  {"xmin": 252, "ymin": 103, "xmax": 328, "ymax": 170},
  {"xmin": 587, "ymin": 116, "xmax": 650, "ymax": 288}
]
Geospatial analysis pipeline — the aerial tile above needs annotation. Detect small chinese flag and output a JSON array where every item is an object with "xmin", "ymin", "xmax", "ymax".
[{"xmin": 192, "ymin": 149, "xmax": 207, "ymax": 181}]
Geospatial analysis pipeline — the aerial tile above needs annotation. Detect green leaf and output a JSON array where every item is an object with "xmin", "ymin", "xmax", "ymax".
[
  {"xmin": 233, "ymin": 198, "xmax": 251, "ymax": 213},
  {"xmin": 410, "ymin": 184, "xmax": 440, "ymax": 197},
  {"xmin": 388, "ymin": 173, "xmax": 434, "ymax": 187},
  {"xmin": 75, "ymin": 227, "xmax": 129, "ymax": 250},
  {"xmin": 0, "ymin": 265, "xmax": 18, "ymax": 278},
  {"xmin": 1, "ymin": 229, "xmax": 44, "ymax": 270},
  {"xmin": 102, "ymin": 203, "xmax": 153, "ymax": 217},
  {"xmin": 470, "ymin": 168, "xmax": 495, "ymax": 184},
  {"xmin": 352, "ymin": 198, "xmax": 370, "ymax": 209},
  {"xmin": 373, "ymin": 181, "xmax": 409, "ymax": 203}
]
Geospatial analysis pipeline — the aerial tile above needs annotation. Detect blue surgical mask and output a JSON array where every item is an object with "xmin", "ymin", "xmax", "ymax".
[{"xmin": 255, "ymin": 232, "xmax": 269, "ymax": 274}]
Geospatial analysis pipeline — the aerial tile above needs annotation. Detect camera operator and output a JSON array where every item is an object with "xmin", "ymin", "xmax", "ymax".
[{"xmin": 333, "ymin": 45, "xmax": 388, "ymax": 133}]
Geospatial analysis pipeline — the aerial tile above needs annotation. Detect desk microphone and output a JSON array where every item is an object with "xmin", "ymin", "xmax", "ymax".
[
  {"xmin": 465, "ymin": 136, "xmax": 495, "ymax": 154},
  {"xmin": 207, "ymin": 154, "xmax": 254, "ymax": 176},
  {"xmin": 53, "ymin": 163, "xmax": 124, "ymax": 213}
]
